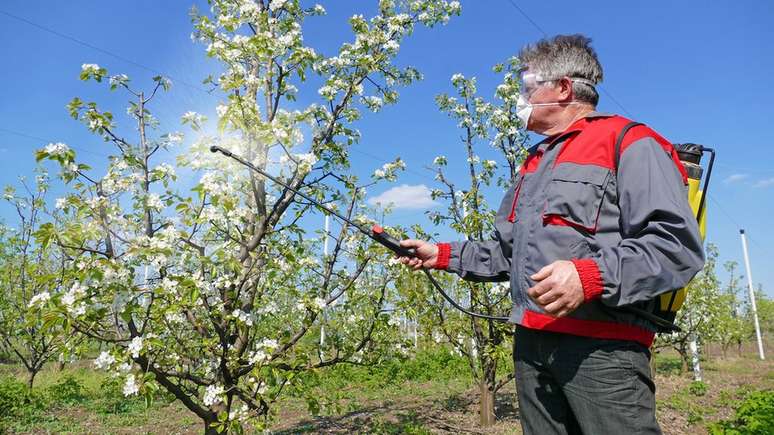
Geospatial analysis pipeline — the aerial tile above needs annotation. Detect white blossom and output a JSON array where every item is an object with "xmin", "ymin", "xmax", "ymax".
[
  {"xmin": 28, "ymin": 291, "xmax": 51, "ymax": 308},
  {"xmin": 146, "ymin": 193, "xmax": 163, "ymax": 211},
  {"xmin": 318, "ymin": 85, "xmax": 337, "ymax": 100},
  {"xmin": 231, "ymin": 309, "xmax": 253, "ymax": 326},
  {"xmin": 280, "ymin": 152, "xmax": 317, "ymax": 171},
  {"xmin": 181, "ymin": 111, "xmax": 206, "ymax": 125},
  {"xmin": 94, "ymin": 351, "xmax": 115, "ymax": 370},
  {"xmin": 81, "ymin": 63, "xmax": 101, "ymax": 74},
  {"xmin": 384, "ymin": 40, "xmax": 399, "ymax": 52},
  {"xmin": 239, "ymin": 3, "xmax": 259, "ymax": 17},
  {"xmin": 62, "ymin": 282, "xmax": 86, "ymax": 315},
  {"xmin": 203, "ymin": 384, "xmax": 224, "ymax": 406},
  {"xmin": 258, "ymin": 338, "xmax": 278, "ymax": 349},
  {"xmin": 167, "ymin": 132, "xmax": 184, "ymax": 143},
  {"xmin": 55, "ymin": 197, "xmax": 67, "ymax": 209},
  {"xmin": 313, "ymin": 297, "xmax": 327, "ymax": 310},
  {"xmin": 268, "ymin": 0, "xmax": 287, "ymax": 11},
  {"xmin": 109, "ymin": 74, "xmax": 129, "ymax": 87},
  {"xmin": 229, "ymin": 404, "xmax": 250, "ymax": 422},
  {"xmin": 123, "ymin": 374, "xmax": 139, "ymax": 396},
  {"xmin": 128, "ymin": 336, "xmax": 143, "ymax": 358},
  {"xmin": 363, "ymin": 95, "xmax": 384, "ymax": 112},
  {"xmin": 249, "ymin": 349, "xmax": 269, "ymax": 365},
  {"xmin": 160, "ymin": 277, "xmax": 178, "ymax": 293},
  {"xmin": 88, "ymin": 115, "xmax": 103, "ymax": 129},
  {"xmin": 153, "ymin": 163, "xmax": 175, "ymax": 179},
  {"xmin": 44, "ymin": 142, "xmax": 70, "ymax": 158}
]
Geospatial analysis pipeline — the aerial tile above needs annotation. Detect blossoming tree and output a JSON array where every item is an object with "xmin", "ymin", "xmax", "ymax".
[
  {"xmin": 0, "ymin": 173, "xmax": 78, "ymax": 389},
  {"xmin": 400, "ymin": 58, "xmax": 526, "ymax": 426},
  {"xmin": 34, "ymin": 0, "xmax": 460, "ymax": 432}
]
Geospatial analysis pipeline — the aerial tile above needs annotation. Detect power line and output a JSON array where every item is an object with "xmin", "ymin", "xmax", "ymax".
[
  {"xmin": 502, "ymin": 0, "xmax": 635, "ymax": 119},
  {"xmin": 505, "ymin": 0, "xmax": 548, "ymax": 37},
  {"xmin": 708, "ymin": 193, "xmax": 773, "ymax": 258},
  {"xmin": 0, "ymin": 127, "xmax": 110, "ymax": 159},
  {"xmin": 350, "ymin": 147, "xmax": 437, "ymax": 184},
  {"xmin": 0, "ymin": 8, "xmax": 215, "ymax": 99}
]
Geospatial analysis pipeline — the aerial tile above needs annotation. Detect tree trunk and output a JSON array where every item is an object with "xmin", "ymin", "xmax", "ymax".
[
  {"xmin": 479, "ymin": 381, "xmax": 495, "ymax": 427},
  {"xmin": 27, "ymin": 369, "xmax": 37, "ymax": 390},
  {"xmin": 689, "ymin": 335, "xmax": 702, "ymax": 382}
]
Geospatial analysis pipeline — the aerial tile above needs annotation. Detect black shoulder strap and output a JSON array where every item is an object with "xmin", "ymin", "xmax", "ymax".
[{"xmin": 614, "ymin": 122, "xmax": 644, "ymax": 171}]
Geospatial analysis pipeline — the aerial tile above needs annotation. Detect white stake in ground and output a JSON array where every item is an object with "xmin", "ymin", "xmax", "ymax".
[{"xmin": 740, "ymin": 229, "xmax": 765, "ymax": 360}]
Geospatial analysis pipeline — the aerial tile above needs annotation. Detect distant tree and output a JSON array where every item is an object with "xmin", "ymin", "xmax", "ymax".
[
  {"xmin": 397, "ymin": 58, "xmax": 526, "ymax": 426},
  {"xmin": 714, "ymin": 261, "xmax": 748, "ymax": 358},
  {"xmin": 753, "ymin": 285, "xmax": 773, "ymax": 339},
  {"xmin": 0, "ymin": 173, "xmax": 77, "ymax": 389},
  {"xmin": 654, "ymin": 244, "xmax": 725, "ymax": 373}
]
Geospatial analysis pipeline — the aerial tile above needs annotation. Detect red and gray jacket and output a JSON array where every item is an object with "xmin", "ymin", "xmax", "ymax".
[{"xmin": 434, "ymin": 112, "xmax": 705, "ymax": 347}]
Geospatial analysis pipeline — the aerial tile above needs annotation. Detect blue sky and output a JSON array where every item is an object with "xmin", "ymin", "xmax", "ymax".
[{"xmin": 1, "ymin": 0, "xmax": 772, "ymax": 296}]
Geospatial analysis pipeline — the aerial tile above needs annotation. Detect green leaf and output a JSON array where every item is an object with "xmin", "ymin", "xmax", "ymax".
[{"xmin": 32, "ymin": 222, "xmax": 55, "ymax": 249}]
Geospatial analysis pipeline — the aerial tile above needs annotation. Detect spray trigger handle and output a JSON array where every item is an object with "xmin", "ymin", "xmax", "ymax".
[{"xmin": 371, "ymin": 225, "xmax": 416, "ymax": 258}]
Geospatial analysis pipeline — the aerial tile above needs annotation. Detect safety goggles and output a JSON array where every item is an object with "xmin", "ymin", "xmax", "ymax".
[{"xmin": 518, "ymin": 72, "xmax": 596, "ymax": 98}]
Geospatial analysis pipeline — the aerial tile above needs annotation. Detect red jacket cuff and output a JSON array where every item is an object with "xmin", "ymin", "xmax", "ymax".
[
  {"xmin": 435, "ymin": 243, "xmax": 451, "ymax": 270},
  {"xmin": 571, "ymin": 258, "xmax": 604, "ymax": 301}
]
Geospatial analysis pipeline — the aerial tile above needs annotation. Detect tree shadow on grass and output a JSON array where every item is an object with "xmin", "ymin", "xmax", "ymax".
[
  {"xmin": 275, "ymin": 389, "xmax": 521, "ymax": 434},
  {"xmin": 274, "ymin": 406, "xmax": 431, "ymax": 434}
]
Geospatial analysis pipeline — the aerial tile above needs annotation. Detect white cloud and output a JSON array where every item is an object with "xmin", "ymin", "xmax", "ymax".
[
  {"xmin": 723, "ymin": 173, "xmax": 749, "ymax": 184},
  {"xmin": 753, "ymin": 177, "xmax": 774, "ymax": 188},
  {"xmin": 367, "ymin": 184, "xmax": 438, "ymax": 210}
]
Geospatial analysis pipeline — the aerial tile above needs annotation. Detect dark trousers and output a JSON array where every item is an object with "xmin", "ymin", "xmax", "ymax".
[{"xmin": 513, "ymin": 326, "xmax": 661, "ymax": 435}]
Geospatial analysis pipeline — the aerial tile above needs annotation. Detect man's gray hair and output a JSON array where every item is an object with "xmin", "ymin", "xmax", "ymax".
[{"xmin": 518, "ymin": 34, "xmax": 603, "ymax": 106}]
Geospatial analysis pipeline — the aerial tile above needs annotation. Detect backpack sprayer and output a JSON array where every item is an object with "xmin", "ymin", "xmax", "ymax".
[
  {"xmin": 647, "ymin": 143, "xmax": 714, "ymax": 331},
  {"xmin": 211, "ymin": 142, "xmax": 715, "ymax": 328},
  {"xmin": 210, "ymin": 145, "xmax": 510, "ymax": 321}
]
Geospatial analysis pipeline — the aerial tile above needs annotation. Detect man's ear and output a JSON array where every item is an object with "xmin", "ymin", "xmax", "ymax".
[{"xmin": 557, "ymin": 77, "xmax": 574, "ymax": 102}]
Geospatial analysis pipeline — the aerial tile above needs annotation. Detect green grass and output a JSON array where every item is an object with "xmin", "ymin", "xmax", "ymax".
[
  {"xmin": 0, "ymin": 361, "xmax": 182, "ymax": 434},
  {"xmin": 0, "ymin": 345, "xmax": 771, "ymax": 434}
]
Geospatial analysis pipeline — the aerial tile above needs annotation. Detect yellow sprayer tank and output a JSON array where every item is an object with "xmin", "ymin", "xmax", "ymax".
[{"xmin": 658, "ymin": 143, "xmax": 712, "ymax": 315}]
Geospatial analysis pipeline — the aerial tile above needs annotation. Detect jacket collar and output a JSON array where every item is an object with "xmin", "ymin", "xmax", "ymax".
[{"xmin": 537, "ymin": 111, "xmax": 615, "ymax": 150}]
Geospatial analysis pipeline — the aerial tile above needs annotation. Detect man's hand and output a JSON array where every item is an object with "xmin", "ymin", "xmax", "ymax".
[
  {"xmin": 397, "ymin": 239, "xmax": 438, "ymax": 270},
  {"xmin": 527, "ymin": 260, "xmax": 585, "ymax": 317}
]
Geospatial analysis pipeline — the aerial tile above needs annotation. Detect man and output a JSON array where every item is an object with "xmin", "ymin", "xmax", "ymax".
[{"xmin": 398, "ymin": 34, "xmax": 704, "ymax": 434}]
